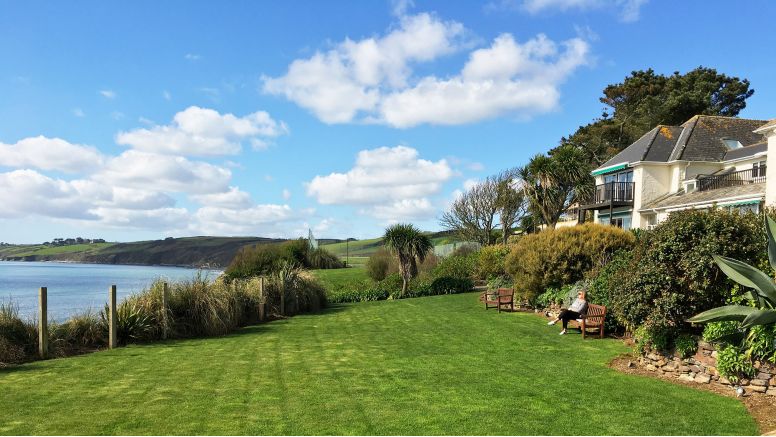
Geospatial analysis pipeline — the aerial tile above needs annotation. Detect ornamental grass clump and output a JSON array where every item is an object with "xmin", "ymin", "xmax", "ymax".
[{"xmin": 0, "ymin": 302, "xmax": 37, "ymax": 365}]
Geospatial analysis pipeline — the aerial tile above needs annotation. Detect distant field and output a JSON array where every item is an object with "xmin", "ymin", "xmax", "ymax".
[
  {"xmin": 2, "ymin": 242, "xmax": 115, "ymax": 257},
  {"xmin": 320, "ymin": 232, "xmax": 462, "ymax": 259}
]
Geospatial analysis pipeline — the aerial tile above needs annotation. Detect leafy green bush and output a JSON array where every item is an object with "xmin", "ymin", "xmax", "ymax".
[
  {"xmin": 634, "ymin": 325, "xmax": 671, "ymax": 354},
  {"xmin": 505, "ymin": 223, "xmax": 635, "ymax": 303},
  {"xmin": 609, "ymin": 209, "xmax": 766, "ymax": 338},
  {"xmin": 226, "ymin": 239, "xmax": 344, "ymax": 279},
  {"xmin": 745, "ymin": 325, "xmax": 776, "ymax": 362},
  {"xmin": 475, "ymin": 244, "xmax": 511, "ymax": 280},
  {"xmin": 433, "ymin": 252, "xmax": 477, "ymax": 280},
  {"xmin": 535, "ymin": 286, "xmax": 571, "ymax": 309},
  {"xmin": 429, "ymin": 277, "xmax": 474, "ymax": 295},
  {"xmin": 674, "ymin": 334, "xmax": 698, "ymax": 358},
  {"xmin": 586, "ymin": 250, "xmax": 632, "ymax": 334},
  {"xmin": 486, "ymin": 276, "xmax": 513, "ymax": 291},
  {"xmin": 716, "ymin": 345, "xmax": 756, "ymax": 383},
  {"xmin": 702, "ymin": 321, "xmax": 740, "ymax": 343}
]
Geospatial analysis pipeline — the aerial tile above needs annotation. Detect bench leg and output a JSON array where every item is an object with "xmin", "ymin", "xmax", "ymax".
[{"xmin": 581, "ymin": 322, "xmax": 586, "ymax": 339}]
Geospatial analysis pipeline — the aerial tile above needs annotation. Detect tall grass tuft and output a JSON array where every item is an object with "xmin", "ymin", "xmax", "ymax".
[{"xmin": 0, "ymin": 302, "xmax": 37, "ymax": 365}]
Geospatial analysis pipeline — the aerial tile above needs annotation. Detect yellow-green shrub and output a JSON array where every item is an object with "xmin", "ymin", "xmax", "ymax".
[
  {"xmin": 504, "ymin": 223, "xmax": 635, "ymax": 302},
  {"xmin": 475, "ymin": 244, "xmax": 512, "ymax": 280}
]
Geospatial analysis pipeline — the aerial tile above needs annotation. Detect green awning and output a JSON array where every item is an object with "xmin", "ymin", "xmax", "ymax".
[
  {"xmin": 597, "ymin": 210, "xmax": 633, "ymax": 219},
  {"xmin": 592, "ymin": 163, "xmax": 628, "ymax": 176},
  {"xmin": 719, "ymin": 199, "xmax": 762, "ymax": 207}
]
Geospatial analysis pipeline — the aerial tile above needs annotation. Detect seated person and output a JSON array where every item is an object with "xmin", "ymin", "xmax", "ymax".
[{"xmin": 547, "ymin": 291, "xmax": 588, "ymax": 335}]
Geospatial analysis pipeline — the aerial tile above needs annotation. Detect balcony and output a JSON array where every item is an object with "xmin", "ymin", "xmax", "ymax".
[
  {"xmin": 580, "ymin": 182, "xmax": 635, "ymax": 211},
  {"xmin": 697, "ymin": 167, "xmax": 766, "ymax": 192}
]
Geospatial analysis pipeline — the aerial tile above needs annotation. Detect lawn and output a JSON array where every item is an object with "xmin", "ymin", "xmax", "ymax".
[
  {"xmin": 0, "ymin": 293, "xmax": 757, "ymax": 435},
  {"xmin": 311, "ymin": 265, "xmax": 370, "ymax": 290}
]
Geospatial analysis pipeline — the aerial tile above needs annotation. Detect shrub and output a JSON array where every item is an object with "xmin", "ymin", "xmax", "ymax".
[
  {"xmin": 475, "ymin": 244, "xmax": 511, "ymax": 280},
  {"xmin": 226, "ymin": 240, "xmax": 344, "ymax": 279},
  {"xmin": 535, "ymin": 285, "xmax": 573, "ymax": 309},
  {"xmin": 702, "ymin": 321, "xmax": 740, "ymax": 343},
  {"xmin": 50, "ymin": 311, "xmax": 105, "ymax": 354},
  {"xmin": 674, "ymin": 334, "xmax": 698, "ymax": 358},
  {"xmin": 429, "ymin": 277, "xmax": 474, "ymax": 295},
  {"xmin": 609, "ymin": 209, "xmax": 766, "ymax": 339},
  {"xmin": 486, "ymin": 276, "xmax": 513, "ymax": 291},
  {"xmin": 585, "ymin": 250, "xmax": 632, "ymax": 334},
  {"xmin": 716, "ymin": 345, "xmax": 756, "ymax": 383},
  {"xmin": 634, "ymin": 325, "xmax": 671, "ymax": 354},
  {"xmin": 433, "ymin": 252, "xmax": 477, "ymax": 280},
  {"xmin": 365, "ymin": 248, "xmax": 394, "ymax": 281},
  {"xmin": 505, "ymin": 223, "xmax": 635, "ymax": 303},
  {"xmin": 745, "ymin": 325, "xmax": 776, "ymax": 362}
]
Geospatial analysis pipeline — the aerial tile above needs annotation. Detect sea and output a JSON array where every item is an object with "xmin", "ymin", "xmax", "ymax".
[{"xmin": 0, "ymin": 261, "xmax": 221, "ymax": 321}]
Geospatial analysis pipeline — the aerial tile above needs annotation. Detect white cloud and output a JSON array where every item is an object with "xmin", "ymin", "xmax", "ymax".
[
  {"xmin": 100, "ymin": 89, "xmax": 116, "ymax": 99},
  {"xmin": 185, "ymin": 53, "xmax": 201, "ymax": 61},
  {"xmin": 0, "ymin": 170, "xmax": 98, "ymax": 220},
  {"xmin": 263, "ymin": 13, "xmax": 468, "ymax": 124},
  {"xmin": 98, "ymin": 150, "xmax": 232, "ymax": 194},
  {"xmin": 0, "ymin": 136, "xmax": 105, "ymax": 173},
  {"xmin": 73, "ymin": 108, "xmax": 85, "ymax": 118},
  {"xmin": 307, "ymin": 146, "xmax": 452, "ymax": 220},
  {"xmin": 391, "ymin": 0, "xmax": 415, "ymax": 16},
  {"xmin": 190, "ymin": 186, "xmax": 253, "ymax": 209},
  {"xmin": 369, "ymin": 198, "xmax": 436, "ymax": 221},
  {"xmin": 282, "ymin": 189, "xmax": 291, "ymax": 200},
  {"xmin": 264, "ymin": 13, "xmax": 589, "ymax": 128},
  {"xmin": 191, "ymin": 204, "xmax": 299, "ymax": 236},
  {"xmin": 115, "ymin": 106, "xmax": 289, "ymax": 156}
]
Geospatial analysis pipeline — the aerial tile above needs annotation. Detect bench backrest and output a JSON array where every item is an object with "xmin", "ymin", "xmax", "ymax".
[
  {"xmin": 587, "ymin": 304, "xmax": 606, "ymax": 317},
  {"xmin": 497, "ymin": 288, "xmax": 513, "ymax": 297}
]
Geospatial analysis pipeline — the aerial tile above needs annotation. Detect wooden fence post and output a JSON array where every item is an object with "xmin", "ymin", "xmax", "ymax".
[
  {"xmin": 108, "ymin": 285, "xmax": 117, "ymax": 349},
  {"xmin": 38, "ymin": 287, "xmax": 48, "ymax": 359},
  {"xmin": 258, "ymin": 277, "xmax": 265, "ymax": 322},
  {"xmin": 280, "ymin": 280, "xmax": 285, "ymax": 317},
  {"xmin": 161, "ymin": 282, "xmax": 168, "ymax": 340}
]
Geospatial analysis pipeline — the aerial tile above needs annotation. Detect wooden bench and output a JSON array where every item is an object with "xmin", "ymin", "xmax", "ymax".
[
  {"xmin": 568, "ymin": 304, "xmax": 606, "ymax": 339},
  {"xmin": 484, "ymin": 288, "xmax": 514, "ymax": 313}
]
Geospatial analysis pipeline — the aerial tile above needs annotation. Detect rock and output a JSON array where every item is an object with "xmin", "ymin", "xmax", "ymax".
[
  {"xmin": 707, "ymin": 366, "xmax": 718, "ymax": 376},
  {"xmin": 689, "ymin": 372, "xmax": 697, "ymax": 378},
  {"xmin": 710, "ymin": 350, "xmax": 718, "ymax": 358},
  {"xmin": 756, "ymin": 372, "xmax": 772, "ymax": 380},
  {"xmin": 750, "ymin": 385, "xmax": 767, "ymax": 393},
  {"xmin": 771, "ymin": 377, "xmax": 776, "ymax": 386},
  {"xmin": 750, "ymin": 379, "xmax": 769, "ymax": 387},
  {"xmin": 719, "ymin": 377, "xmax": 731, "ymax": 385},
  {"xmin": 698, "ymin": 340, "xmax": 713, "ymax": 351},
  {"xmin": 711, "ymin": 375, "xmax": 719, "ymax": 381},
  {"xmin": 740, "ymin": 378, "xmax": 751, "ymax": 386},
  {"xmin": 690, "ymin": 365, "xmax": 701, "ymax": 373},
  {"xmin": 627, "ymin": 361, "xmax": 635, "ymax": 368},
  {"xmin": 678, "ymin": 374, "xmax": 695, "ymax": 382},
  {"xmin": 679, "ymin": 366, "xmax": 691, "ymax": 373},
  {"xmin": 645, "ymin": 364, "xmax": 657, "ymax": 371},
  {"xmin": 694, "ymin": 374, "xmax": 711, "ymax": 384},
  {"xmin": 656, "ymin": 359, "xmax": 667, "ymax": 367},
  {"xmin": 646, "ymin": 353, "xmax": 661, "ymax": 361},
  {"xmin": 766, "ymin": 388, "xmax": 776, "ymax": 397}
]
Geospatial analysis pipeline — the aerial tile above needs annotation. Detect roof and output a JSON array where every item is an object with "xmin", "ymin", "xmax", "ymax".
[
  {"xmin": 594, "ymin": 116, "xmax": 768, "ymax": 172},
  {"xmin": 723, "ymin": 141, "xmax": 767, "ymax": 161},
  {"xmin": 641, "ymin": 182, "xmax": 765, "ymax": 210},
  {"xmin": 754, "ymin": 118, "xmax": 776, "ymax": 133}
]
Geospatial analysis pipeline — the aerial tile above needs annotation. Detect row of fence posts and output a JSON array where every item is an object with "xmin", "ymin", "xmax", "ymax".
[{"xmin": 36, "ymin": 277, "xmax": 270, "ymax": 359}]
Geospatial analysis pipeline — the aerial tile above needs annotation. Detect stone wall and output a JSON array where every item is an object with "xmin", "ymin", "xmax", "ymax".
[{"xmin": 639, "ymin": 340, "xmax": 776, "ymax": 396}]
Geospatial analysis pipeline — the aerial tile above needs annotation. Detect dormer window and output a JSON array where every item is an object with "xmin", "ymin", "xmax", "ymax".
[{"xmin": 722, "ymin": 138, "xmax": 743, "ymax": 149}]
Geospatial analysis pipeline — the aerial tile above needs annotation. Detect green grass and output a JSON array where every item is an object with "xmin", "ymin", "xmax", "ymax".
[
  {"xmin": 0, "ymin": 293, "xmax": 757, "ymax": 435},
  {"xmin": 11, "ymin": 242, "xmax": 114, "ymax": 256},
  {"xmin": 311, "ymin": 266, "xmax": 370, "ymax": 290}
]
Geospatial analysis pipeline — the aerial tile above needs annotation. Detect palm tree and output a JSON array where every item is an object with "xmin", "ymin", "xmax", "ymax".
[{"xmin": 382, "ymin": 223, "xmax": 433, "ymax": 297}]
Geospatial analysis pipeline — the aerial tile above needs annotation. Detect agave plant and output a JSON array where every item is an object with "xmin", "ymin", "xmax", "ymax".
[{"xmin": 688, "ymin": 216, "xmax": 776, "ymax": 332}]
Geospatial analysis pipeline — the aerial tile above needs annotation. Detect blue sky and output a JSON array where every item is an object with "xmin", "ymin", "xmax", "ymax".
[{"xmin": 1, "ymin": 0, "xmax": 775, "ymax": 243}]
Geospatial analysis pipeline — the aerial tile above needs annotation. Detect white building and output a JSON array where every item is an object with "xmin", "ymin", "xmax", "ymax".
[{"xmin": 582, "ymin": 115, "xmax": 776, "ymax": 230}]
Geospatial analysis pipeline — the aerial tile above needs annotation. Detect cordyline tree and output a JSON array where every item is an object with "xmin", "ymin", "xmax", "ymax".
[
  {"xmin": 382, "ymin": 223, "xmax": 433, "ymax": 297},
  {"xmin": 519, "ymin": 144, "xmax": 593, "ymax": 229},
  {"xmin": 557, "ymin": 67, "xmax": 754, "ymax": 166},
  {"xmin": 688, "ymin": 216, "xmax": 776, "ymax": 337}
]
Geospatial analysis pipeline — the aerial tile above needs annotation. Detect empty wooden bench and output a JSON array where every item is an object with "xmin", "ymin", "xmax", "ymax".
[
  {"xmin": 484, "ymin": 288, "xmax": 514, "ymax": 313},
  {"xmin": 568, "ymin": 303, "xmax": 606, "ymax": 339}
]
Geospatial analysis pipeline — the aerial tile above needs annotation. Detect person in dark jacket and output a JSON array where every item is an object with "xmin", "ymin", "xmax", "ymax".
[{"xmin": 547, "ymin": 290, "xmax": 588, "ymax": 335}]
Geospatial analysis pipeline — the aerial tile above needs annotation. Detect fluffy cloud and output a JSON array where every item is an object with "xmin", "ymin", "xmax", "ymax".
[
  {"xmin": 190, "ymin": 187, "xmax": 253, "ymax": 209},
  {"xmin": 116, "ymin": 106, "xmax": 289, "ymax": 156},
  {"xmin": 263, "ymin": 13, "xmax": 589, "ymax": 127},
  {"xmin": 0, "ymin": 136, "xmax": 105, "ymax": 173},
  {"xmin": 97, "ymin": 150, "xmax": 232, "ymax": 195},
  {"xmin": 0, "ymin": 170, "xmax": 98, "ymax": 220},
  {"xmin": 192, "ymin": 204, "xmax": 299, "ymax": 235},
  {"xmin": 307, "ymin": 146, "xmax": 453, "ymax": 219}
]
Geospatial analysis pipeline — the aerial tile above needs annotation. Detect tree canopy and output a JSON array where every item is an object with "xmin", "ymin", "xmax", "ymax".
[{"xmin": 558, "ymin": 67, "xmax": 754, "ymax": 166}]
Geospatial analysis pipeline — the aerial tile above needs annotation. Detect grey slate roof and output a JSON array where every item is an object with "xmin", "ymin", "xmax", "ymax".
[
  {"xmin": 723, "ymin": 141, "xmax": 767, "ymax": 161},
  {"xmin": 595, "ymin": 116, "xmax": 768, "ymax": 171},
  {"xmin": 641, "ymin": 183, "xmax": 765, "ymax": 210}
]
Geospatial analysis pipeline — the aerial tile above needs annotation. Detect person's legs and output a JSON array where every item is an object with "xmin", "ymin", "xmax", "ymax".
[
  {"xmin": 548, "ymin": 309, "xmax": 568, "ymax": 325},
  {"xmin": 560, "ymin": 310, "xmax": 580, "ymax": 331}
]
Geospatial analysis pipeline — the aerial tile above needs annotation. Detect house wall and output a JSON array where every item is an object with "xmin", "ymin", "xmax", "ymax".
[
  {"xmin": 633, "ymin": 164, "xmax": 671, "ymax": 228},
  {"xmin": 767, "ymin": 131, "xmax": 776, "ymax": 206}
]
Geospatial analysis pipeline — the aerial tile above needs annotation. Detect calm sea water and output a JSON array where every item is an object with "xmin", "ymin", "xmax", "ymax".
[{"xmin": 0, "ymin": 261, "xmax": 221, "ymax": 321}]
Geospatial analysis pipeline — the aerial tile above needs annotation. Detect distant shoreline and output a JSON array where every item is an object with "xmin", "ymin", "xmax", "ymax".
[{"xmin": 0, "ymin": 258, "xmax": 223, "ymax": 271}]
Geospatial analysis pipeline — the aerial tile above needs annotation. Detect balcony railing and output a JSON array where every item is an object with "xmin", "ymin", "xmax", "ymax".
[
  {"xmin": 697, "ymin": 167, "xmax": 766, "ymax": 192},
  {"xmin": 593, "ymin": 182, "xmax": 635, "ymax": 204}
]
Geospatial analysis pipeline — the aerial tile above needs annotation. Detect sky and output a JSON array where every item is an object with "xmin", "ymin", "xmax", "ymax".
[{"xmin": 1, "ymin": 0, "xmax": 775, "ymax": 244}]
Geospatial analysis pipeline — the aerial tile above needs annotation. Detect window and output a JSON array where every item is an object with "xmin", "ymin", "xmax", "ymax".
[
  {"xmin": 723, "ymin": 138, "xmax": 743, "ymax": 149},
  {"xmin": 753, "ymin": 161, "xmax": 767, "ymax": 178}
]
